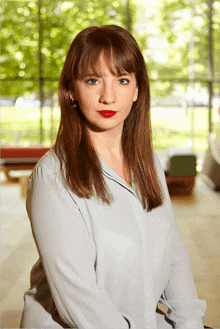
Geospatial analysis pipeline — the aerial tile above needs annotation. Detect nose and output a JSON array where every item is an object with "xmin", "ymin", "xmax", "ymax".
[{"xmin": 99, "ymin": 83, "xmax": 116, "ymax": 104}]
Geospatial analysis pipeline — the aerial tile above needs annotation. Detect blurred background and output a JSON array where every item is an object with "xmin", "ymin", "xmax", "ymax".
[
  {"xmin": 1, "ymin": 0, "xmax": 220, "ymax": 163},
  {"xmin": 1, "ymin": 0, "xmax": 220, "ymax": 328}
]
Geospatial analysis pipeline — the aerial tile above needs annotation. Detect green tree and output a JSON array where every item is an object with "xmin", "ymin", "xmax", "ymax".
[
  {"xmin": 0, "ymin": 0, "xmax": 130, "ymax": 98},
  {"xmin": 143, "ymin": 0, "xmax": 220, "ymax": 97}
]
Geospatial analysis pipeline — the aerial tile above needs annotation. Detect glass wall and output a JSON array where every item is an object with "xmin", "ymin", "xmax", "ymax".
[
  {"xmin": 1, "ymin": 0, "xmax": 126, "ymax": 146},
  {"xmin": 132, "ymin": 0, "xmax": 220, "ymax": 165},
  {"xmin": 1, "ymin": 0, "xmax": 219, "ymax": 167}
]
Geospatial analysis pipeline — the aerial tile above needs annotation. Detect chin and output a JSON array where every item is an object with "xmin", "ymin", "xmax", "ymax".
[{"xmin": 84, "ymin": 121, "xmax": 109, "ymax": 133}]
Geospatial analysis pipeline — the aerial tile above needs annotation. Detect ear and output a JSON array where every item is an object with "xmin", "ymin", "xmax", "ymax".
[
  {"xmin": 69, "ymin": 91, "xmax": 77, "ymax": 101},
  {"xmin": 133, "ymin": 86, "xmax": 138, "ymax": 102}
]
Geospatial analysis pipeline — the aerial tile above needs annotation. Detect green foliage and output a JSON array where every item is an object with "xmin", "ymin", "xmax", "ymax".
[
  {"xmin": 0, "ymin": 0, "xmax": 130, "ymax": 97},
  {"xmin": 2, "ymin": 0, "xmax": 218, "ymax": 99},
  {"xmin": 148, "ymin": 0, "xmax": 220, "ymax": 96},
  {"xmin": 1, "ymin": 0, "xmax": 219, "ymax": 147}
]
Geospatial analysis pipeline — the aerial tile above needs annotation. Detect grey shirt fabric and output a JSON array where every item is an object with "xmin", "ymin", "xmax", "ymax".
[{"xmin": 20, "ymin": 148, "xmax": 206, "ymax": 329}]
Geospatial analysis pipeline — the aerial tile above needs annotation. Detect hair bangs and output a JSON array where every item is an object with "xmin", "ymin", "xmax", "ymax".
[
  {"xmin": 73, "ymin": 37, "xmax": 137, "ymax": 79},
  {"xmin": 75, "ymin": 45, "xmax": 103, "ymax": 79},
  {"xmin": 111, "ymin": 46, "xmax": 137, "ymax": 76}
]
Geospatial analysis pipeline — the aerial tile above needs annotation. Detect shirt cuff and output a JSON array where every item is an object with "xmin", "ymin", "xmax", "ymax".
[
  {"xmin": 172, "ymin": 321, "xmax": 204, "ymax": 329},
  {"xmin": 162, "ymin": 298, "xmax": 206, "ymax": 329}
]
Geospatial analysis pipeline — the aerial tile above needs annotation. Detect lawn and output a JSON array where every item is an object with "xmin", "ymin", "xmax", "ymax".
[
  {"xmin": 1, "ymin": 106, "xmax": 209, "ymax": 153},
  {"xmin": 151, "ymin": 107, "xmax": 209, "ymax": 152},
  {"xmin": 0, "ymin": 106, "xmax": 60, "ymax": 146}
]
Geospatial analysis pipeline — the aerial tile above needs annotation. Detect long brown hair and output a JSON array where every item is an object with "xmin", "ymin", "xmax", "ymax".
[{"xmin": 55, "ymin": 25, "xmax": 163, "ymax": 211}]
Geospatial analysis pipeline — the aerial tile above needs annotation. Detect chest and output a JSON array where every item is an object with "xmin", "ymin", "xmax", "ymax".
[{"xmin": 79, "ymin": 183, "xmax": 171, "ymax": 275}]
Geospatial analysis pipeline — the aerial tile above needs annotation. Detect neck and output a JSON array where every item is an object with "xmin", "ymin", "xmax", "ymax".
[
  {"xmin": 87, "ymin": 127, "xmax": 123, "ymax": 161},
  {"xmin": 86, "ymin": 126, "xmax": 132, "ymax": 186}
]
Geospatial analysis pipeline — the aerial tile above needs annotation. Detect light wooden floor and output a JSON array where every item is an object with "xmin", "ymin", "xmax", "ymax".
[
  {"xmin": 171, "ymin": 176, "xmax": 220, "ymax": 329},
  {"xmin": 1, "ymin": 173, "xmax": 220, "ymax": 329}
]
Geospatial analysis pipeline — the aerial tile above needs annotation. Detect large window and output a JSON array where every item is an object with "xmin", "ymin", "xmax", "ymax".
[{"xmin": 1, "ymin": 0, "xmax": 220, "ymax": 165}]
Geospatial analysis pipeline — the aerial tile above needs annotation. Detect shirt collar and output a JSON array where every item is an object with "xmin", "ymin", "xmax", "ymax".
[{"xmin": 98, "ymin": 155, "xmax": 138, "ymax": 197}]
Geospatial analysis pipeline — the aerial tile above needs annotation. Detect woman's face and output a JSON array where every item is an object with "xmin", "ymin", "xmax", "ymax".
[{"xmin": 71, "ymin": 54, "xmax": 138, "ymax": 134}]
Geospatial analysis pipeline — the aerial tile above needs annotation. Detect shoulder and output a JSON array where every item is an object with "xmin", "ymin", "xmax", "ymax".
[
  {"xmin": 35, "ymin": 146, "xmax": 60, "ymax": 173},
  {"xmin": 30, "ymin": 147, "xmax": 62, "ymax": 187}
]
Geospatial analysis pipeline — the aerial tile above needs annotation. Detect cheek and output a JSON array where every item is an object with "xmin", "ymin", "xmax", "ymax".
[
  {"xmin": 122, "ymin": 94, "xmax": 136, "ymax": 110},
  {"xmin": 78, "ymin": 95, "xmax": 94, "ymax": 111}
]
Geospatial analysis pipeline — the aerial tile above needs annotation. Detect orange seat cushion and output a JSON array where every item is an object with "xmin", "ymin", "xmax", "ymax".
[{"xmin": 0, "ymin": 146, "xmax": 50, "ymax": 159}]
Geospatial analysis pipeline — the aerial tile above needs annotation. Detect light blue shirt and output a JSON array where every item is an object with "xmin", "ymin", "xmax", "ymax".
[{"xmin": 20, "ymin": 148, "xmax": 206, "ymax": 329}]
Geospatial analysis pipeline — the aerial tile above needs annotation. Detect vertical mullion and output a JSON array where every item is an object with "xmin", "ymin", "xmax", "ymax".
[
  {"xmin": 208, "ymin": 0, "xmax": 213, "ymax": 134},
  {"xmin": 126, "ymin": 0, "xmax": 131, "ymax": 32},
  {"xmin": 38, "ymin": 0, "xmax": 44, "ymax": 144}
]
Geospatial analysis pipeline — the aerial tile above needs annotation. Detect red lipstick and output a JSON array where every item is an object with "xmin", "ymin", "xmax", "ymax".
[{"xmin": 99, "ymin": 111, "xmax": 117, "ymax": 118}]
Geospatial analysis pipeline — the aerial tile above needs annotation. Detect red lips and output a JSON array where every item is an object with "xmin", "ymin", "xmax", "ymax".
[{"xmin": 99, "ymin": 111, "xmax": 117, "ymax": 118}]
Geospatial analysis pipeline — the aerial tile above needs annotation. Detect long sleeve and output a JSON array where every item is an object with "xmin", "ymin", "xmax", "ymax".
[
  {"xmin": 26, "ymin": 165, "xmax": 134, "ymax": 329},
  {"xmin": 155, "ymin": 156, "xmax": 206, "ymax": 329}
]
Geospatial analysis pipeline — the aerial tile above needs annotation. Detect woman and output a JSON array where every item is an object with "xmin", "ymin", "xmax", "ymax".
[{"xmin": 20, "ymin": 25, "xmax": 206, "ymax": 329}]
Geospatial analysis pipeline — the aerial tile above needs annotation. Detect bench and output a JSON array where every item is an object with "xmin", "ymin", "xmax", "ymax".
[{"xmin": 0, "ymin": 146, "xmax": 50, "ymax": 182}]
